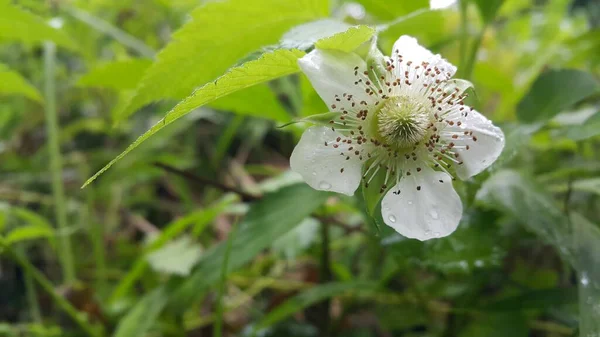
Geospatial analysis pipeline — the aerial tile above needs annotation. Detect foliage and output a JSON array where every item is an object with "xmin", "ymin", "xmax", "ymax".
[{"xmin": 0, "ymin": 0, "xmax": 599, "ymax": 336}]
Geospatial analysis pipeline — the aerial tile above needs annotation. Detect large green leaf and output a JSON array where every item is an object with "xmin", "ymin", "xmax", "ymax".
[
  {"xmin": 82, "ymin": 49, "xmax": 305, "ymax": 187},
  {"xmin": 0, "ymin": 3, "xmax": 76, "ymax": 49},
  {"xmin": 0, "ymin": 65, "xmax": 42, "ymax": 102},
  {"xmin": 167, "ymin": 184, "xmax": 329, "ymax": 310},
  {"xmin": 118, "ymin": 0, "xmax": 328, "ymax": 120},
  {"xmin": 112, "ymin": 287, "xmax": 168, "ymax": 337},
  {"xmin": 315, "ymin": 25, "xmax": 376, "ymax": 52},
  {"xmin": 517, "ymin": 69, "xmax": 600, "ymax": 123},
  {"xmin": 77, "ymin": 59, "xmax": 153, "ymax": 90},
  {"xmin": 558, "ymin": 110, "xmax": 600, "ymax": 141},
  {"xmin": 255, "ymin": 282, "xmax": 379, "ymax": 330}
]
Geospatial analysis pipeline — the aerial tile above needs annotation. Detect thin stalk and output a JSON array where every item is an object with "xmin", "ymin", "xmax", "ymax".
[
  {"xmin": 80, "ymin": 160, "xmax": 106, "ymax": 294},
  {"xmin": 44, "ymin": 41, "xmax": 76, "ymax": 284},
  {"xmin": 64, "ymin": 7, "xmax": 156, "ymax": 58},
  {"xmin": 18, "ymin": 245, "xmax": 42, "ymax": 323},
  {"xmin": 213, "ymin": 220, "xmax": 237, "ymax": 337},
  {"xmin": 212, "ymin": 116, "xmax": 245, "ymax": 169},
  {"xmin": 317, "ymin": 222, "xmax": 332, "ymax": 337},
  {"xmin": 462, "ymin": 25, "xmax": 488, "ymax": 81},
  {"xmin": 0, "ymin": 237, "xmax": 101, "ymax": 337},
  {"xmin": 459, "ymin": 0, "xmax": 469, "ymax": 70}
]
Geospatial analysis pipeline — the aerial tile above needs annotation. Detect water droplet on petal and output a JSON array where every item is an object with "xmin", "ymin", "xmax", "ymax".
[
  {"xmin": 388, "ymin": 215, "xmax": 397, "ymax": 223},
  {"xmin": 319, "ymin": 181, "xmax": 332, "ymax": 190},
  {"xmin": 312, "ymin": 171, "xmax": 317, "ymax": 176},
  {"xmin": 424, "ymin": 230, "xmax": 432, "ymax": 237},
  {"xmin": 430, "ymin": 209, "xmax": 439, "ymax": 220},
  {"xmin": 433, "ymin": 231, "xmax": 440, "ymax": 237},
  {"xmin": 407, "ymin": 200, "xmax": 413, "ymax": 205}
]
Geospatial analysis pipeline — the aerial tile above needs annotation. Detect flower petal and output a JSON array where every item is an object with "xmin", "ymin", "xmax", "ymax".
[
  {"xmin": 381, "ymin": 166, "xmax": 462, "ymax": 241},
  {"xmin": 445, "ymin": 109, "xmax": 505, "ymax": 180},
  {"xmin": 391, "ymin": 35, "xmax": 457, "ymax": 79},
  {"xmin": 290, "ymin": 126, "xmax": 363, "ymax": 196},
  {"xmin": 298, "ymin": 49, "xmax": 376, "ymax": 111}
]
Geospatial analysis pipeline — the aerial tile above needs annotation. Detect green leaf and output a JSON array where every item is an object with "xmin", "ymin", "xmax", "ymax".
[
  {"xmin": 6, "ymin": 224, "xmax": 54, "ymax": 244},
  {"xmin": 0, "ymin": 65, "xmax": 42, "ymax": 102},
  {"xmin": 483, "ymin": 288, "xmax": 577, "ymax": 311},
  {"xmin": 82, "ymin": 49, "xmax": 305, "ymax": 187},
  {"xmin": 272, "ymin": 217, "xmax": 319, "ymax": 260},
  {"xmin": 167, "ymin": 184, "xmax": 329, "ymax": 310},
  {"xmin": 255, "ymin": 282, "xmax": 378, "ymax": 330},
  {"xmin": 557, "ymin": 111, "xmax": 600, "ymax": 141},
  {"xmin": 77, "ymin": 59, "xmax": 152, "ymax": 90},
  {"xmin": 355, "ymin": 0, "xmax": 429, "ymax": 20},
  {"xmin": 459, "ymin": 313, "xmax": 528, "ymax": 337},
  {"xmin": 517, "ymin": 69, "xmax": 600, "ymax": 123},
  {"xmin": 118, "ymin": 0, "xmax": 327, "ymax": 120},
  {"xmin": 146, "ymin": 236, "xmax": 203, "ymax": 276},
  {"xmin": 208, "ymin": 84, "xmax": 290, "ymax": 122},
  {"xmin": 0, "ymin": 3, "xmax": 76, "ymax": 49},
  {"xmin": 315, "ymin": 25, "xmax": 376, "ymax": 52},
  {"xmin": 112, "ymin": 287, "xmax": 168, "ymax": 337},
  {"xmin": 472, "ymin": 0, "xmax": 505, "ymax": 24}
]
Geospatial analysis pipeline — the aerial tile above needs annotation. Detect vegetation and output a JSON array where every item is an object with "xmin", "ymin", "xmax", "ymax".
[{"xmin": 0, "ymin": 0, "xmax": 599, "ymax": 336}]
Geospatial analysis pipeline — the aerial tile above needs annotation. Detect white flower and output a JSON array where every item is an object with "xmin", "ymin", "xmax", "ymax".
[{"xmin": 290, "ymin": 35, "xmax": 505, "ymax": 241}]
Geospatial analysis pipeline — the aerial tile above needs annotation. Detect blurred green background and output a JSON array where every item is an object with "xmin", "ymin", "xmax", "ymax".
[{"xmin": 0, "ymin": 0, "xmax": 599, "ymax": 336}]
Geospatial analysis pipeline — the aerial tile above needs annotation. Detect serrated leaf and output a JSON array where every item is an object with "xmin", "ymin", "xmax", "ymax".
[
  {"xmin": 167, "ymin": 184, "xmax": 329, "ymax": 310},
  {"xmin": 209, "ymin": 84, "xmax": 290, "ymax": 122},
  {"xmin": 315, "ymin": 25, "xmax": 376, "ymax": 52},
  {"xmin": 77, "ymin": 59, "xmax": 152, "ymax": 90},
  {"xmin": 118, "ymin": 0, "xmax": 327, "ymax": 120},
  {"xmin": 255, "ymin": 282, "xmax": 378, "ymax": 330},
  {"xmin": 112, "ymin": 287, "xmax": 168, "ymax": 337},
  {"xmin": 517, "ymin": 69, "xmax": 600, "ymax": 123},
  {"xmin": 146, "ymin": 236, "xmax": 203, "ymax": 276},
  {"xmin": 83, "ymin": 49, "xmax": 305, "ymax": 187},
  {"xmin": 0, "ymin": 64, "xmax": 42, "ymax": 102},
  {"xmin": 0, "ymin": 3, "xmax": 76, "ymax": 49}
]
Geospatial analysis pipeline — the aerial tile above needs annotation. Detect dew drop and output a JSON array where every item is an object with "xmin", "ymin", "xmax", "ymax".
[
  {"xmin": 424, "ymin": 230, "xmax": 432, "ymax": 237},
  {"xmin": 312, "ymin": 171, "xmax": 317, "ymax": 176},
  {"xmin": 430, "ymin": 209, "xmax": 439, "ymax": 220},
  {"xmin": 319, "ymin": 181, "xmax": 332, "ymax": 190},
  {"xmin": 433, "ymin": 231, "xmax": 440, "ymax": 237},
  {"xmin": 388, "ymin": 215, "xmax": 397, "ymax": 223},
  {"xmin": 407, "ymin": 200, "xmax": 413, "ymax": 205}
]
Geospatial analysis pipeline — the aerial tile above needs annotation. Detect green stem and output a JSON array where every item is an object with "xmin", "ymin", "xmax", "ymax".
[
  {"xmin": 19, "ymin": 245, "xmax": 42, "ymax": 323},
  {"xmin": 459, "ymin": 0, "xmax": 469, "ymax": 70},
  {"xmin": 214, "ymin": 220, "xmax": 237, "ymax": 337},
  {"xmin": 462, "ymin": 25, "xmax": 488, "ymax": 81},
  {"xmin": 64, "ymin": 7, "xmax": 156, "ymax": 58},
  {"xmin": 0, "ymin": 237, "xmax": 101, "ymax": 337},
  {"xmin": 44, "ymin": 41, "xmax": 76, "ymax": 284}
]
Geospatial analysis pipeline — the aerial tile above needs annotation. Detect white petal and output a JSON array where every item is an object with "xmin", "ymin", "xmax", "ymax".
[
  {"xmin": 298, "ymin": 49, "xmax": 376, "ymax": 111},
  {"xmin": 445, "ymin": 109, "xmax": 505, "ymax": 180},
  {"xmin": 290, "ymin": 126, "xmax": 363, "ymax": 196},
  {"xmin": 391, "ymin": 35, "xmax": 457, "ymax": 79},
  {"xmin": 381, "ymin": 166, "xmax": 462, "ymax": 241}
]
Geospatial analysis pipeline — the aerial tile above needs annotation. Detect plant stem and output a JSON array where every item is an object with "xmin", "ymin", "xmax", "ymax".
[
  {"xmin": 459, "ymin": 0, "xmax": 469, "ymax": 70},
  {"xmin": 214, "ymin": 220, "xmax": 237, "ymax": 337},
  {"xmin": 44, "ymin": 41, "xmax": 76, "ymax": 284},
  {"xmin": 18, "ymin": 245, "xmax": 42, "ymax": 323},
  {"xmin": 64, "ymin": 7, "xmax": 155, "ymax": 58},
  {"xmin": 463, "ymin": 25, "xmax": 488, "ymax": 81},
  {"xmin": 0, "ymin": 237, "xmax": 101, "ymax": 337}
]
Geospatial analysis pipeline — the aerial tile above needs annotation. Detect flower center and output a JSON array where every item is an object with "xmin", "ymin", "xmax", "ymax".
[{"xmin": 377, "ymin": 96, "xmax": 429, "ymax": 149}]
